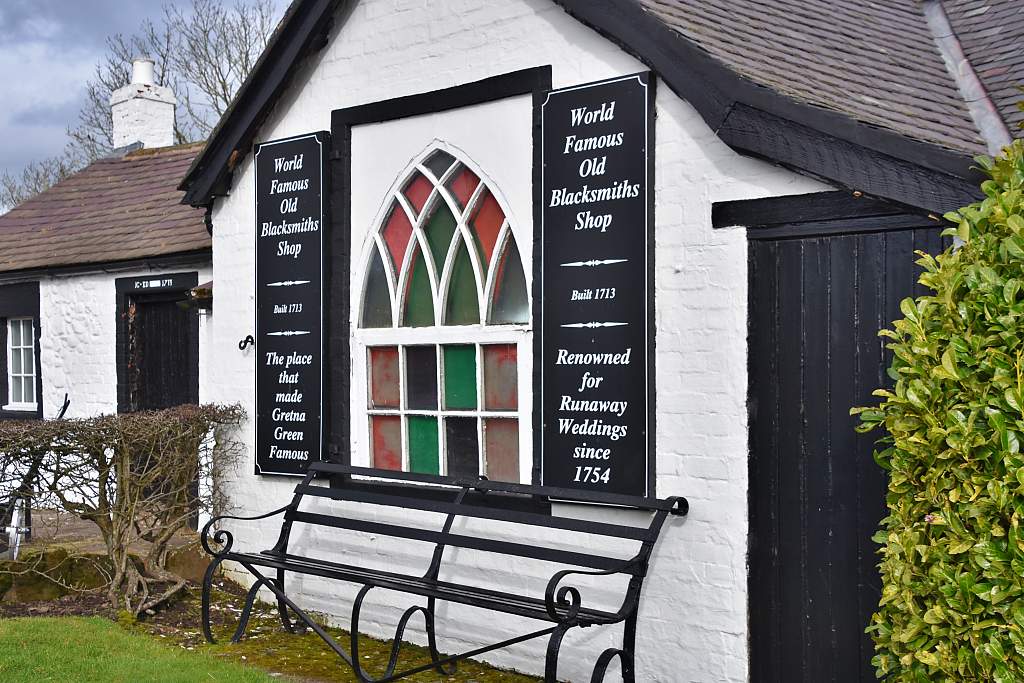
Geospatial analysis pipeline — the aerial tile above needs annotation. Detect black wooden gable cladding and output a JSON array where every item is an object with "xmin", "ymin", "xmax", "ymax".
[{"xmin": 180, "ymin": 0, "xmax": 986, "ymax": 215}]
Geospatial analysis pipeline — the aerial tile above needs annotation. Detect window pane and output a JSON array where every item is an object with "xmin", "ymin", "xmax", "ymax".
[
  {"xmin": 22, "ymin": 320, "xmax": 32, "ymax": 345},
  {"xmin": 424, "ymin": 150, "xmax": 456, "ymax": 179},
  {"xmin": 444, "ymin": 239, "xmax": 480, "ymax": 326},
  {"xmin": 469, "ymin": 188, "xmax": 504, "ymax": 267},
  {"xmin": 22, "ymin": 348, "xmax": 33, "ymax": 372},
  {"xmin": 22, "ymin": 376, "xmax": 34, "ymax": 403},
  {"xmin": 443, "ymin": 345, "xmax": 477, "ymax": 410},
  {"xmin": 11, "ymin": 377, "xmax": 23, "ymax": 404},
  {"xmin": 371, "ymin": 415, "xmax": 402, "ymax": 470},
  {"xmin": 11, "ymin": 348, "xmax": 21, "ymax": 374},
  {"xmin": 402, "ymin": 246, "xmax": 435, "ymax": 327},
  {"xmin": 361, "ymin": 247, "xmax": 393, "ymax": 328},
  {"xmin": 489, "ymin": 238, "xmax": 529, "ymax": 324},
  {"xmin": 381, "ymin": 203, "xmax": 413, "ymax": 272},
  {"xmin": 407, "ymin": 416, "xmax": 439, "ymax": 475},
  {"xmin": 424, "ymin": 202, "xmax": 457, "ymax": 275},
  {"xmin": 445, "ymin": 165, "xmax": 479, "ymax": 212},
  {"xmin": 10, "ymin": 321, "xmax": 20, "ymax": 346},
  {"xmin": 445, "ymin": 417, "xmax": 479, "ymax": 479},
  {"xmin": 402, "ymin": 172, "xmax": 433, "ymax": 216},
  {"xmin": 483, "ymin": 344, "xmax": 517, "ymax": 410},
  {"xmin": 484, "ymin": 418, "xmax": 519, "ymax": 482},
  {"xmin": 405, "ymin": 345, "xmax": 437, "ymax": 410},
  {"xmin": 369, "ymin": 347, "xmax": 400, "ymax": 408}
]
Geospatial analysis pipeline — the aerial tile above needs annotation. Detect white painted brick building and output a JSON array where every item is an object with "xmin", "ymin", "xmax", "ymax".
[{"xmin": 176, "ymin": 1, "xmax": 998, "ymax": 681}]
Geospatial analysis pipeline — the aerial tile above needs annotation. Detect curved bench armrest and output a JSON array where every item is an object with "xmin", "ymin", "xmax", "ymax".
[
  {"xmin": 543, "ymin": 558, "xmax": 640, "ymax": 624},
  {"xmin": 200, "ymin": 505, "xmax": 291, "ymax": 557}
]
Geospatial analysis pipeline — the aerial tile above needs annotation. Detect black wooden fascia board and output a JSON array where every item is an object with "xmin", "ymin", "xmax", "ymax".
[
  {"xmin": 550, "ymin": 0, "xmax": 985, "ymax": 211},
  {"xmin": 0, "ymin": 249, "xmax": 212, "ymax": 285},
  {"xmin": 712, "ymin": 191, "xmax": 902, "ymax": 230},
  {"xmin": 179, "ymin": 0, "xmax": 342, "ymax": 206}
]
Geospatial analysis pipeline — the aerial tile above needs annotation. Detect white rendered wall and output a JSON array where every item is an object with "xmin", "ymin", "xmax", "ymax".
[
  {"xmin": 206, "ymin": 1, "xmax": 828, "ymax": 681},
  {"xmin": 37, "ymin": 263, "xmax": 211, "ymax": 418}
]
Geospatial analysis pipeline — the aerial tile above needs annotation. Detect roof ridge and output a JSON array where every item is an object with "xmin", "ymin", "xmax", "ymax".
[{"xmin": 925, "ymin": 0, "xmax": 1013, "ymax": 154}]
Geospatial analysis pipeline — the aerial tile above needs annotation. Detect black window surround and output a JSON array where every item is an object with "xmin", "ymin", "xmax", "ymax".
[
  {"xmin": 0, "ymin": 282, "xmax": 42, "ymax": 420},
  {"xmin": 326, "ymin": 66, "xmax": 552, "ymax": 482},
  {"xmin": 115, "ymin": 272, "xmax": 200, "ymax": 414}
]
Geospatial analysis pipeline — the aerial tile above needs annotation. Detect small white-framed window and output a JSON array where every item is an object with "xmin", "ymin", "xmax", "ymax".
[
  {"xmin": 5, "ymin": 317, "xmax": 36, "ymax": 411},
  {"xmin": 354, "ymin": 147, "xmax": 530, "ymax": 482}
]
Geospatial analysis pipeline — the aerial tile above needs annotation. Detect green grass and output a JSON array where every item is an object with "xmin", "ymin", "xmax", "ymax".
[{"xmin": 0, "ymin": 617, "xmax": 274, "ymax": 682}]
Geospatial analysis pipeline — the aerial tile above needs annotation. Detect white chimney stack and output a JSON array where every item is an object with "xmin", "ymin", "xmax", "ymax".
[{"xmin": 110, "ymin": 57, "xmax": 176, "ymax": 150}]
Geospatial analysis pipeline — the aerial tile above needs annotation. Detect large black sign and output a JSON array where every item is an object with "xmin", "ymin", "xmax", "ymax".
[
  {"xmin": 254, "ymin": 132, "xmax": 328, "ymax": 476},
  {"xmin": 539, "ymin": 73, "xmax": 653, "ymax": 497}
]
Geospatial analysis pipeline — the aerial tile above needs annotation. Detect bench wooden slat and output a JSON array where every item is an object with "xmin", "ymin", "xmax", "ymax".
[
  {"xmin": 286, "ymin": 510, "xmax": 639, "ymax": 574},
  {"xmin": 309, "ymin": 462, "xmax": 674, "ymax": 512},
  {"xmin": 294, "ymin": 484, "xmax": 651, "ymax": 541}
]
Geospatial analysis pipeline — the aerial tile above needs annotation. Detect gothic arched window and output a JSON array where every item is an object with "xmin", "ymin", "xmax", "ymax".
[{"xmin": 355, "ymin": 147, "xmax": 529, "ymax": 482}]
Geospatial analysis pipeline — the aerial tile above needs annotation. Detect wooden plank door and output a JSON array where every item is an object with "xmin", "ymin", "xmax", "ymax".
[
  {"xmin": 747, "ymin": 225, "xmax": 945, "ymax": 682},
  {"xmin": 128, "ymin": 292, "xmax": 198, "ymax": 411}
]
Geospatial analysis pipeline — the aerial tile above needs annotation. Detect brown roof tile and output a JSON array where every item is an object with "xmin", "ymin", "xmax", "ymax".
[{"xmin": 0, "ymin": 143, "xmax": 210, "ymax": 273}]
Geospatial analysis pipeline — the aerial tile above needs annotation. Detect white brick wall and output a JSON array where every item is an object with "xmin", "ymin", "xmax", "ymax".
[
  {"xmin": 37, "ymin": 263, "xmax": 211, "ymax": 418},
  {"xmin": 207, "ymin": 1, "xmax": 828, "ymax": 681}
]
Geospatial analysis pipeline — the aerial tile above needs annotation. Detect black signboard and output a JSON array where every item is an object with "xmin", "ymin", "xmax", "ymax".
[
  {"xmin": 254, "ymin": 132, "xmax": 329, "ymax": 476},
  {"xmin": 539, "ymin": 73, "xmax": 654, "ymax": 497}
]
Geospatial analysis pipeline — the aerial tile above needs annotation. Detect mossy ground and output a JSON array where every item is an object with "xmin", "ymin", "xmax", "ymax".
[{"xmin": 140, "ymin": 580, "xmax": 541, "ymax": 682}]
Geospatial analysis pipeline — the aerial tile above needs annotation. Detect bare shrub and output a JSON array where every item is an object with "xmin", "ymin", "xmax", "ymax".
[{"xmin": 0, "ymin": 404, "xmax": 244, "ymax": 615}]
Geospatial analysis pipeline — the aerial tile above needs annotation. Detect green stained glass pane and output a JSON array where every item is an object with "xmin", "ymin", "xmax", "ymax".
[
  {"xmin": 402, "ymin": 245, "xmax": 435, "ymax": 327},
  {"xmin": 424, "ymin": 202, "xmax": 457, "ymax": 275},
  {"xmin": 443, "ymin": 344, "xmax": 477, "ymax": 410},
  {"xmin": 361, "ymin": 247, "xmax": 392, "ymax": 328},
  {"xmin": 407, "ymin": 415, "xmax": 439, "ymax": 475},
  {"xmin": 444, "ymin": 239, "xmax": 480, "ymax": 325},
  {"xmin": 489, "ymin": 238, "xmax": 529, "ymax": 324}
]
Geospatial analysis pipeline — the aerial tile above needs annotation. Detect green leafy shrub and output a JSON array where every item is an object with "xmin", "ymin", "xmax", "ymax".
[{"xmin": 854, "ymin": 140, "xmax": 1024, "ymax": 681}]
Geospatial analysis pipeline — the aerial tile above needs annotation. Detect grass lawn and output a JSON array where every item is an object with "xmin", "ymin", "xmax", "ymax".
[{"xmin": 0, "ymin": 617, "xmax": 274, "ymax": 683}]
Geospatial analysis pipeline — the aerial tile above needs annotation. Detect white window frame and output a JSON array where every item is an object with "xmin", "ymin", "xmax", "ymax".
[
  {"xmin": 5, "ymin": 317, "xmax": 37, "ymax": 412},
  {"xmin": 352, "ymin": 146, "xmax": 532, "ymax": 483}
]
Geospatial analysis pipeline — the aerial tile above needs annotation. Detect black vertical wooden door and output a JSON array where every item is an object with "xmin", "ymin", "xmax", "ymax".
[
  {"xmin": 748, "ymin": 225, "xmax": 945, "ymax": 682},
  {"xmin": 129, "ymin": 293, "xmax": 198, "ymax": 411}
]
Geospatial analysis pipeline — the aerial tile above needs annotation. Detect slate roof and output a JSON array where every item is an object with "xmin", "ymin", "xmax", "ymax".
[
  {"xmin": 638, "ymin": 0, "xmax": 1021, "ymax": 157},
  {"xmin": 944, "ymin": 0, "xmax": 1024, "ymax": 133},
  {"xmin": 0, "ymin": 143, "xmax": 210, "ymax": 274}
]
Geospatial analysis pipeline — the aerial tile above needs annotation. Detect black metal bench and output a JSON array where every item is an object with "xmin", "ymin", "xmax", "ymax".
[{"xmin": 200, "ymin": 462, "xmax": 686, "ymax": 682}]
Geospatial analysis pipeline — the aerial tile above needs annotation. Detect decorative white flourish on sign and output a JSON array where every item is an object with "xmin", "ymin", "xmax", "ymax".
[
  {"xmin": 559, "ymin": 259, "xmax": 629, "ymax": 268},
  {"xmin": 267, "ymin": 280, "xmax": 312, "ymax": 287},
  {"xmin": 559, "ymin": 322, "xmax": 629, "ymax": 329},
  {"xmin": 266, "ymin": 330, "xmax": 311, "ymax": 336}
]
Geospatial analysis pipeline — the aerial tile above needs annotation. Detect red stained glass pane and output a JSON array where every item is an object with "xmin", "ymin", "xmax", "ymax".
[
  {"xmin": 371, "ymin": 415, "xmax": 402, "ymax": 471},
  {"xmin": 445, "ymin": 165, "xmax": 479, "ymax": 212},
  {"xmin": 470, "ymin": 189, "xmax": 504, "ymax": 267},
  {"xmin": 381, "ymin": 203, "xmax": 413, "ymax": 271},
  {"xmin": 484, "ymin": 419, "xmax": 519, "ymax": 482},
  {"xmin": 402, "ymin": 172, "xmax": 433, "ymax": 216},
  {"xmin": 483, "ymin": 344, "xmax": 517, "ymax": 410},
  {"xmin": 369, "ymin": 346, "xmax": 400, "ymax": 408}
]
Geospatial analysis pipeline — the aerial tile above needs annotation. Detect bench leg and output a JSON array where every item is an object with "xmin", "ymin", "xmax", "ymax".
[
  {"xmin": 275, "ymin": 568, "xmax": 304, "ymax": 634},
  {"xmin": 231, "ymin": 576, "xmax": 272, "ymax": 643},
  {"xmin": 425, "ymin": 597, "xmax": 457, "ymax": 676},
  {"xmin": 589, "ymin": 613, "xmax": 637, "ymax": 683},
  {"xmin": 201, "ymin": 556, "xmax": 224, "ymax": 643},
  {"xmin": 544, "ymin": 623, "xmax": 571, "ymax": 682}
]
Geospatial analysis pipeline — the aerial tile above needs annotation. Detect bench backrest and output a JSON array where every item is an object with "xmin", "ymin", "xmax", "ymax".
[{"xmin": 271, "ymin": 463, "xmax": 685, "ymax": 584}]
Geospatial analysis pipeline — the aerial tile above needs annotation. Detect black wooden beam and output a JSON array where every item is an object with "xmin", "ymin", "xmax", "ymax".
[{"xmin": 713, "ymin": 191, "xmax": 901, "ymax": 230}]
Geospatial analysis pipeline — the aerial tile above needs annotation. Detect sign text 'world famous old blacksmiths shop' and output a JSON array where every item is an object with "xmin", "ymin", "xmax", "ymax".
[
  {"xmin": 540, "ymin": 73, "xmax": 654, "ymax": 497},
  {"xmin": 254, "ymin": 132, "xmax": 328, "ymax": 475}
]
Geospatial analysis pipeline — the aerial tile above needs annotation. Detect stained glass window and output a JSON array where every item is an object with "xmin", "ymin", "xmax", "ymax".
[{"xmin": 357, "ymin": 147, "xmax": 529, "ymax": 483}]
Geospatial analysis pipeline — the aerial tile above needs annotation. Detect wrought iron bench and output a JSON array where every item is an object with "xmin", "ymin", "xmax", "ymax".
[{"xmin": 200, "ymin": 462, "xmax": 686, "ymax": 682}]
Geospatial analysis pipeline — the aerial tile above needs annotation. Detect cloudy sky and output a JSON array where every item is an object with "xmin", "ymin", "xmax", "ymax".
[{"xmin": 0, "ymin": 0, "xmax": 287, "ymax": 178}]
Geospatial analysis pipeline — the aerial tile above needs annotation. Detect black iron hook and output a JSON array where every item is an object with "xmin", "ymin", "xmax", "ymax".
[{"xmin": 238, "ymin": 335, "xmax": 255, "ymax": 351}]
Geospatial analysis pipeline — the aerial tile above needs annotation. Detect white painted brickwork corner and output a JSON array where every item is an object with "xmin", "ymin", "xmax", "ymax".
[{"xmin": 207, "ymin": 1, "xmax": 827, "ymax": 681}]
